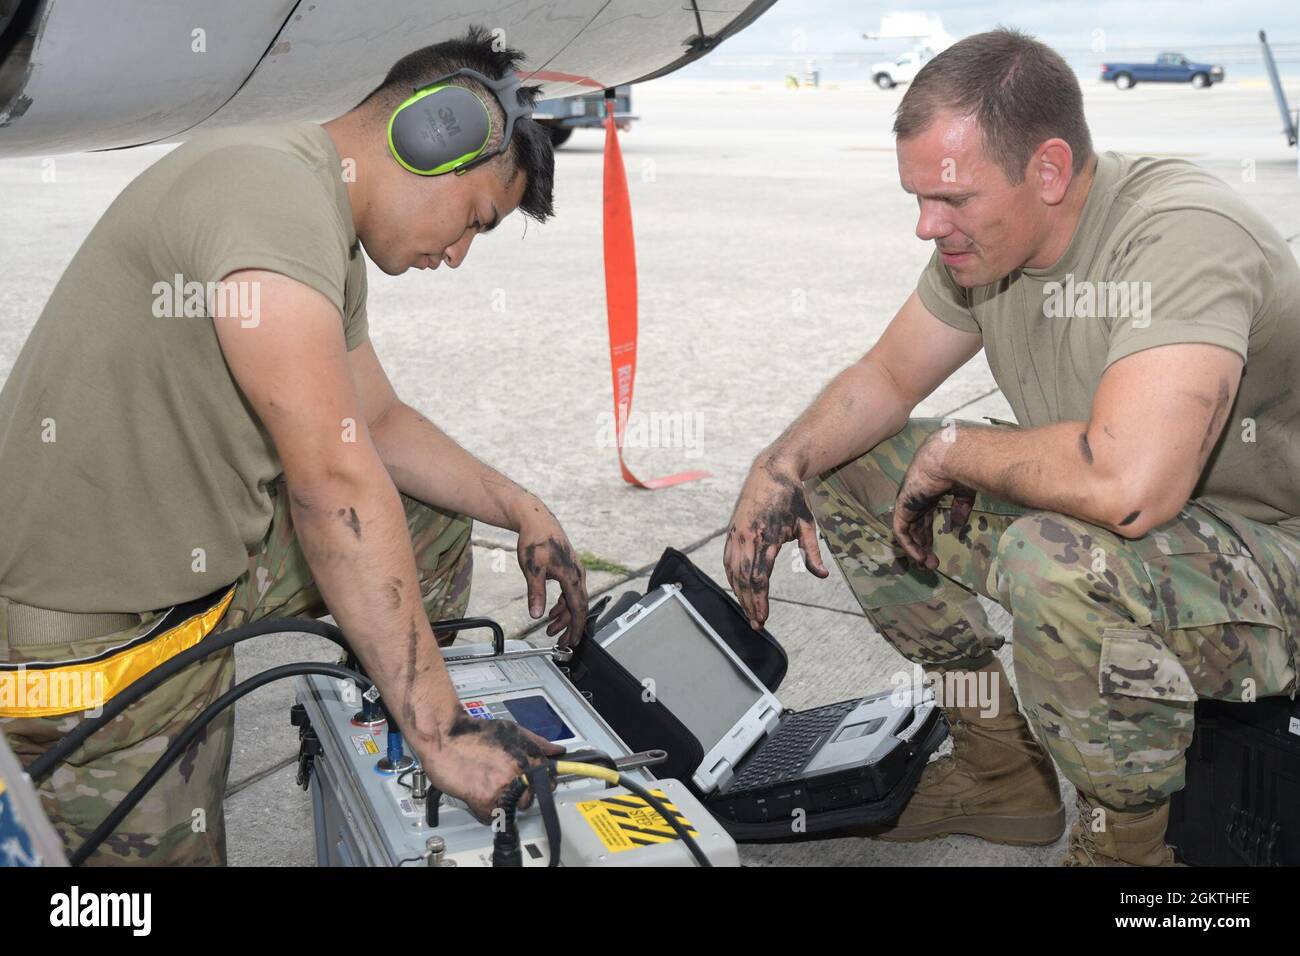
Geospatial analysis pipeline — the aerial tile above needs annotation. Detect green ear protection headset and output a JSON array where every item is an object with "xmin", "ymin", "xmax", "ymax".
[{"xmin": 386, "ymin": 67, "xmax": 531, "ymax": 176}]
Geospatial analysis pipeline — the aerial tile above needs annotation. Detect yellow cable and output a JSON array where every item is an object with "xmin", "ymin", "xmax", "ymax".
[
  {"xmin": 518, "ymin": 760, "xmax": 619, "ymax": 787},
  {"xmin": 554, "ymin": 760, "xmax": 620, "ymax": 784}
]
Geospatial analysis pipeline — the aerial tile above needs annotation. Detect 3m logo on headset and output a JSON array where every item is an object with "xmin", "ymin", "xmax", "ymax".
[
  {"xmin": 438, "ymin": 106, "xmax": 461, "ymax": 136},
  {"xmin": 418, "ymin": 106, "xmax": 461, "ymax": 148}
]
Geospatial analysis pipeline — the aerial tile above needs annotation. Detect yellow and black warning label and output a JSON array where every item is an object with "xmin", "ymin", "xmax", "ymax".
[{"xmin": 576, "ymin": 791, "xmax": 698, "ymax": 853}]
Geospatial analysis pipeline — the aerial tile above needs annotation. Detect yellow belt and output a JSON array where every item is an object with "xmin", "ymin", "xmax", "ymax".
[{"xmin": 0, "ymin": 587, "xmax": 235, "ymax": 719}]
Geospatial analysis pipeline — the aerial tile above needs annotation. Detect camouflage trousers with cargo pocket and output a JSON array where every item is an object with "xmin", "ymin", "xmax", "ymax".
[
  {"xmin": 804, "ymin": 418, "xmax": 1300, "ymax": 811},
  {"xmin": 0, "ymin": 477, "xmax": 473, "ymax": 866}
]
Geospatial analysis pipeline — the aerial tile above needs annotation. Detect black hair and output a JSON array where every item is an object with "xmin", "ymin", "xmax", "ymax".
[{"xmin": 363, "ymin": 24, "xmax": 554, "ymax": 222}]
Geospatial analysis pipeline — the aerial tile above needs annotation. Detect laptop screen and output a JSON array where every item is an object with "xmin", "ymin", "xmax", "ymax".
[{"xmin": 601, "ymin": 593, "xmax": 765, "ymax": 752}]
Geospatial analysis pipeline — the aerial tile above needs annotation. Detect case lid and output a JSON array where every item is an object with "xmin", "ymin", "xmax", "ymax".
[{"xmin": 596, "ymin": 585, "xmax": 782, "ymax": 792}]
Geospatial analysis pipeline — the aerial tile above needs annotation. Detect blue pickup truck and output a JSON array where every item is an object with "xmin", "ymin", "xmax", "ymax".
[{"xmin": 1101, "ymin": 52, "xmax": 1224, "ymax": 90}]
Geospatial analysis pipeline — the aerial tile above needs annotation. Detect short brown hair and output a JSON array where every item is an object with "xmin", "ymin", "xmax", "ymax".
[{"xmin": 893, "ymin": 28, "xmax": 1092, "ymax": 184}]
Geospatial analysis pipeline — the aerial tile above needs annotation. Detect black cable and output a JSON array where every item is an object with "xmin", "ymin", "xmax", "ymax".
[
  {"xmin": 526, "ymin": 763, "xmax": 563, "ymax": 868},
  {"xmin": 29, "ymin": 616, "xmax": 348, "ymax": 784},
  {"xmin": 31, "ymin": 613, "xmax": 495, "ymax": 783},
  {"xmin": 493, "ymin": 766, "xmax": 565, "ymax": 867},
  {"xmin": 69, "ymin": 662, "xmax": 370, "ymax": 866},
  {"xmin": 492, "ymin": 778, "xmax": 529, "ymax": 867}
]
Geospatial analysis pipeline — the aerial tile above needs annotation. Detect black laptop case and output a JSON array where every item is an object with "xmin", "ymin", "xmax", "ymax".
[{"xmin": 565, "ymin": 547, "xmax": 947, "ymax": 842}]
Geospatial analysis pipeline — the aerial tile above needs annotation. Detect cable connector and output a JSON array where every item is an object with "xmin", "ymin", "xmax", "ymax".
[
  {"xmin": 491, "ymin": 778, "xmax": 530, "ymax": 867},
  {"xmin": 292, "ymin": 704, "xmax": 322, "ymax": 790}
]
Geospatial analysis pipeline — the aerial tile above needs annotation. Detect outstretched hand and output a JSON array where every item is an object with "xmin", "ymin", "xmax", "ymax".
[
  {"xmin": 516, "ymin": 505, "xmax": 589, "ymax": 648},
  {"xmin": 724, "ymin": 458, "xmax": 829, "ymax": 630}
]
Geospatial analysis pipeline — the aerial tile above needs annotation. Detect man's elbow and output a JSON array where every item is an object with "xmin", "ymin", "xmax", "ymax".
[
  {"xmin": 1098, "ymin": 476, "xmax": 1189, "ymax": 540},
  {"xmin": 282, "ymin": 446, "xmax": 388, "ymax": 513},
  {"xmin": 1110, "ymin": 507, "xmax": 1162, "ymax": 540},
  {"xmin": 368, "ymin": 396, "xmax": 408, "ymax": 440}
]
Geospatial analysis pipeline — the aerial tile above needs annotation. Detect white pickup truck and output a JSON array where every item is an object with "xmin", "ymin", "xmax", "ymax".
[{"xmin": 871, "ymin": 49, "xmax": 931, "ymax": 89}]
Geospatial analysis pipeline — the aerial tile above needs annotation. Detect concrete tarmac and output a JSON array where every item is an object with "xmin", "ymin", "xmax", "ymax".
[{"xmin": 2, "ymin": 75, "xmax": 1297, "ymax": 866}]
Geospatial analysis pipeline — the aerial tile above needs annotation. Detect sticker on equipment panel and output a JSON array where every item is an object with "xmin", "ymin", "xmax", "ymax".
[
  {"xmin": 450, "ymin": 662, "xmax": 507, "ymax": 693},
  {"xmin": 1289, "ymin": 716, "xmax": 1300, "ymax": 737},
  {"xmin": 351, "ymin": 734, "xmax": 380, "ymax": 756},
  {"xmin": 500, "ymin": 660, "xmax": 534, "ymax": 683},
  {"xmin": 576, "ymin": 792, "xmax": 697, "ymax": 852}
]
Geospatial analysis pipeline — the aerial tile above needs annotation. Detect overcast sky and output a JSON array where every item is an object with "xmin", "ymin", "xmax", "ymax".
[{"xmin": 715, "ymin": 0, "xmax": 1298, "ymax": 54}]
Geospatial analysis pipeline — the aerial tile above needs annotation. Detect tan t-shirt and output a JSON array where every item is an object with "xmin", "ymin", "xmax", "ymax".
[
  {"xmin": 0, "ymin": 124, "xmax": 368, "ymax": 612},
  {"xmin": 918, "ymin": 150, "xmax": 1300, "ymax": 530}
]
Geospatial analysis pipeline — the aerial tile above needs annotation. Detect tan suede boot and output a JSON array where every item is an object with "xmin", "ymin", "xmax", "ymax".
[
  {"xmin": 1061, "ymin": 794, "xmax": 1177, "ymax": 866},
  {"xmin": 868, "ymin": 656, "xmax": 1065, "ymax": 845}
]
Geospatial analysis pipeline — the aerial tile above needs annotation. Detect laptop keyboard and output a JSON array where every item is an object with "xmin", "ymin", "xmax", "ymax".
[{"xmin": 726, "ymin": 700, "xmax": 858, "ymax": 792}]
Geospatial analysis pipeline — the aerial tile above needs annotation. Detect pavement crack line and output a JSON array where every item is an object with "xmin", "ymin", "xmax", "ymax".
[
  {"xmin": 737, "ymin": 592, "xmax": 866, "ymax": 618},
  {"xmin": 226, "ymin": 753, "xmax": 297, "ymax": 799}
]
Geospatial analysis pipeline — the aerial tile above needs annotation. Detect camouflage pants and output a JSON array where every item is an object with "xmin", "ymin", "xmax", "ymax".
[
  {"xmin": 1, "ymin": 478, "xmax": 472, "ymax": 866},
  {"xmin": 805, "ymin": 418, "xmax": 1300, "ymax": 810}
]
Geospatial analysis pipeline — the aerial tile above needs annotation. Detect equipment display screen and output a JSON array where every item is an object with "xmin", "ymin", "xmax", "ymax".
[{"xmin": 502, "ymin": 695, "xmax": 574, "ymax": 742}]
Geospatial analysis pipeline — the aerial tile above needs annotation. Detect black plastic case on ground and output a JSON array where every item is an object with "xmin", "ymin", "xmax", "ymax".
[
  {"xmin": 567, "ymin": 547, "xmax": 946, "ymax": 842},
  {"xmin": 1167, "ymin": 695, "xmax": 1300, "ymax": 866}
]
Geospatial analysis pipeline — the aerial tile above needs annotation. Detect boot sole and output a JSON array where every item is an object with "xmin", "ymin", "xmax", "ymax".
[{"xmin": 870, "ymin": 805, "xmax": 1066, "ymax": 846}]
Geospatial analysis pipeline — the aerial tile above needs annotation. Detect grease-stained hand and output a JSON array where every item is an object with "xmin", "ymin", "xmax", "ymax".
[
  {"xmin": 892, "ymin": 433, "xmax": 975, "ymax": 570},
  {"xmin": 724, "ymin": 457, "xmax": 829, "ymax": 631},
  {"xmin": 421, "ymin": 715, "xmax": 565, "ymax": 823},
  {"xmin": 516, "ymin": 504, "xmax": 589, "ymax": 648}
]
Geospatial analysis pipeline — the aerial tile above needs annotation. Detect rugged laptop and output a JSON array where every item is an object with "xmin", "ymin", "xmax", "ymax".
[{"xmin": 595, "ymin": 584, "xmax": 941, "ymax": 827}]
